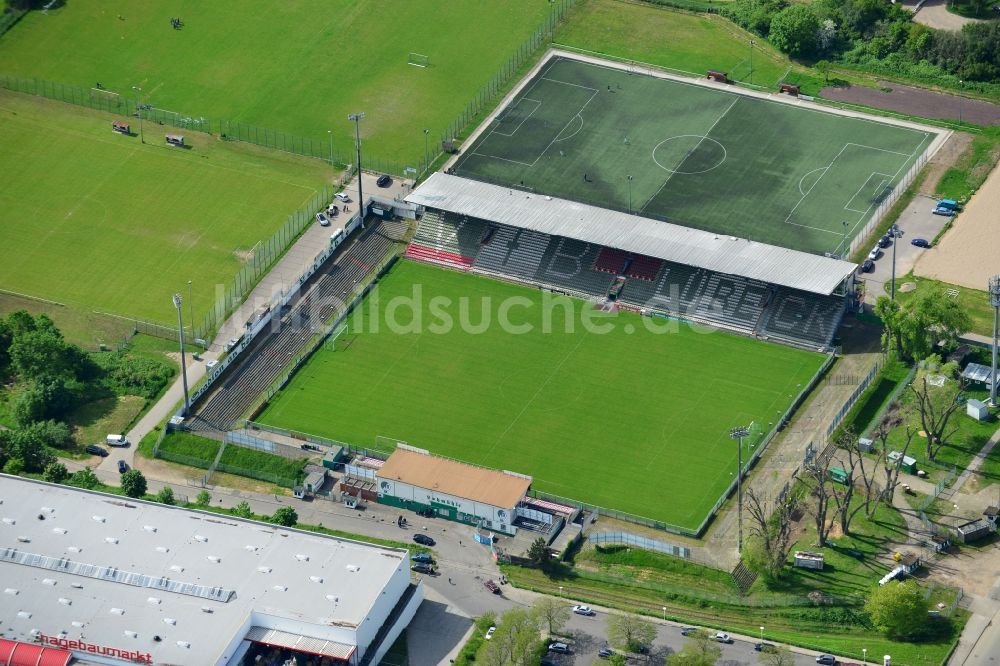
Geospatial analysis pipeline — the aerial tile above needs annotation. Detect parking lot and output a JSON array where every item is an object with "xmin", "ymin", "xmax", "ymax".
[{"xmin": 861, "ymin": 194, "xmax": 951, "ymax": 301}]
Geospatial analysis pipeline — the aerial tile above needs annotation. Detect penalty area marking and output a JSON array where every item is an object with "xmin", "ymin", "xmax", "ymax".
[
  {"xmin": 553, "ymin": 114, "xmax": 584, "ymax": 143},
  {"xmin": 490, "ymin": 98, "xmax": 542, "ymax": 137}
]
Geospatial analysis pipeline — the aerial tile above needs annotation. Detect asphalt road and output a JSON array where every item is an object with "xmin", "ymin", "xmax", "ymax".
[{"xmin": 861, "ymin": 194, "xmax": 950, "ymax": 301}]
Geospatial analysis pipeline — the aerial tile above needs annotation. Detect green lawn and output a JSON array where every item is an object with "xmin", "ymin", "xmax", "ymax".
[
  {"xmin": 895, "ymin": 273, "xmax": 997, "ymax": 337},
  {"xmin": 0, "ymin": 91, "xmax": 328, "ymax": 326},
  {"xmin": 452, "ymin": 56, "xmax": 934, "ymax": 255},
  {"xmin": 259, "ymin": 260, "xmax": 825, "ymax": 530},
  {"xmin": 0, "ymin": 0, "xmax": 556, "ymax": 164}
]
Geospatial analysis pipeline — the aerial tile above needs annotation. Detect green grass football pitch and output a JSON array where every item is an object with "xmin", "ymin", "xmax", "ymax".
[
  {"xmin": 452, "ymin": 56, "xmax": 935, "ymax": 256},
  {"xmin": 259, "ymin": 261, "xmax": 826, "ymax": 530},
  {"xmin": 0, "ymin": 0, "xmax": 555, "ymax": 164},
  {"xmin": 0, "ymin": 90, "xmax": 329, "ymax": 326}
]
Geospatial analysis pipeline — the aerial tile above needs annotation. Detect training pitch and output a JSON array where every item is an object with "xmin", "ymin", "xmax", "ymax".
[
  {"xmin": 452, "ymin": 56, "xmax": 935, "ymax": 255},
  {"xmin": 259, "ymin": 261, "xmax": 825, "ymax": 530},
  {"xmin": 0, "ymin": 0, "xmax": 555, "ymax": 163},
  {"xmin": 0, "ymin": 91, "xmax": 328, "ymax": 325}
]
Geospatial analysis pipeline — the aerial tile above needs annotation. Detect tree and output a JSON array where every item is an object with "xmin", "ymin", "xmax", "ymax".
[
  {"xmin": 816, "ymin": 59, "xmax": 832, "ymax": 83},
  {"xmin": 874, "ymin": 291, "xmax": 970, "ymax": 361},
  {"xmin": 910, "ymin": 356, "xmax": 965, "ymax": 461},
  {"xmin": 231, "ymin": 500, "xmax": 254, "ymax": 518},
  {"xmin": 42, "ymin": 462, "xmax": 69, "ymax": 483},
  {"xmin": 744, "ymin": 486, "xmax": 798, "ymax": 581},
  {"xmin": 527, "ymin": 537, "xmax": 549, "ymax": 566},
  {"xmin": 271, "ymin": 506, "xmax": 298, "ymax": 527},
  {"xmin": 120, "ymin": 469, "xmax": 147, "ymax": 498},
  {"xmin": 666, "ymin": 630, "xmax": 721, "ymax": 666},
  {"xmin": 865, "ymin": 580, "xmax": 928, "ymax": 638},
  {"xmin": 804, "ymin": 454, "xmax": 833, "ymax": 546},
  {"xmin": 759, "ymin": 644, "xmax": 795, "ymax": 666},
  {"xmin": 484, "ymin": 607, "xmax": 540, "ymax": 666},
  {"xmin": 869, "ymin": 405, "xmax": 917, "ymax": 506},
  {"xmin": 532, "ymin": 597, "xmax": 570, "ymax": 636},
  {"xmin": 71, "ymin": 466, "xmax": 100, "ymax": 489},
  {"xmin": 607, "ymin": 612, "xmax": 656, "ymax": 653},
  {"xmin": 154, "ymin": 487, "xmax": 176, "ymax": 505},
  {"xmin": 196, "ymin": 490, "xmax": 212, "ymax": 507},
  {"xmin": 768, "ymin": 5, "xmax": 820, "ymax": 56},
  {"xmin": 829, "ymin": 428, "xmax": 864, "ymax": 535}
]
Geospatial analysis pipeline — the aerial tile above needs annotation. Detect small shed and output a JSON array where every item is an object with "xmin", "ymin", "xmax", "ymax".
[
  {"xmin": 794, "ymin": 551, "xmax": 824, "ymax": 570},
  {"xmin": 829, "ymin": 467, "xmax": 850, "ymax": 485},
  {"xmin": 931, "ymin": 533, "xmax": 951, "ymax": 552},
  {"xmin": 961, "ymin": 362, "xmax": 995, "ymax": 387},
  {"xmin": 858, "ymin": 437, "xmax": 874, "ymax": 453},
  {"xmin": 322, "ymin": 446, "xmax": 345, "ymax": 470},
  {"xmin": 706, "ymin": 70, "xmax": 729, "ymax": 83},
  {"xmin": 303, "ymin": 467, "xmax": 327, "ymax": 494},
  {"xmin": 888, "ymin": 450, "xmax": 918, "ymax": 474},
  {"xmin": 112, "ymin": 120, "xmax": 130, "ymax": 134},
  {"xmin": 899, "ymin": 552, "xmax": 921, "ymax": 575},
  {"xmin": 967, "ymin": 399, "xmax": 990, "ymax": 422},
  {"xmin": 954, "ymin": 518, "xmax": 996, "ymax": 544},
  {"xmin": 166, "ymin": 133, "xmax": 185, "ymax": 147},
  {"xmin": 984, "ymin": 506, "xmax": 998, "ymax": 525}
]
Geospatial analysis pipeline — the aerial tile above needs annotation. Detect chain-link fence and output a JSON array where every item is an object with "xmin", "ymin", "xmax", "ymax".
[{"xmin": 590, "ymin": 531, "xmax": 691, "ymax": 559}]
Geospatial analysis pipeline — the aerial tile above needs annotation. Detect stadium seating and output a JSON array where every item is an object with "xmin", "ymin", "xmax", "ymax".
[
  {"xmin": 473, "ymin": 224, "xmax": 548, "ymax": 278},
  {"xmin": 534, "ymin": 237, "xmax": 616, "ymax": 296},
  {"xmin": 405, "ymin": 211, "xmax": 485, "ymax": 270},
  {"xmin": 593, "ymin": 247, "xmax": 628, "ymax": 275},
  {"xmin": 625, "ymin": 254, "xmax": 662, "ymax": 282},
  {"xmin": 757, "ymin": 288, "xmax": 845, "ymax": 348},
  {"xmin": 693, "ymin": 273, "xmax": 770, "ymax": 332},
  {"xmin": 189, "ymin": 221, "xmax": 404, "ymax": 432}
]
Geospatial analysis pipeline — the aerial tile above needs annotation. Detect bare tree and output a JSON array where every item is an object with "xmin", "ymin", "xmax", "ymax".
[
  {"xmin": 607, "ymin": 612, "xmax": 656, "ymax": 653},
  {"xmin": 909, "ymin": 357, "xmax": 965, "ymax": 461},
  {"xmin": 829, "ymin": 429, "xmax": 864, "ymax": 535},
  {"xmin": 531, "ymin": 597, "xmax": 570, "ymax": 636},
  {"xmin": 744, "ymin": 486, "xmax": 798, "ymax": 579},
  {"xmin": 881, "ymin": 425, "xmax": 917, "ymax": 506},
  {"xmin": 759, "ymin": 644, "xmax": 796, "ymax": 666},
  {"xmin": 805, "ymin": 454, "xmax": 833, "ymax": 546}
]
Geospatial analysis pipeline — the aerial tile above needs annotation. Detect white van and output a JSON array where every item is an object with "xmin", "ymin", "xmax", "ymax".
[{"xmin": 106, "ymin": 434, "xmax": 129, "ymax": 447}]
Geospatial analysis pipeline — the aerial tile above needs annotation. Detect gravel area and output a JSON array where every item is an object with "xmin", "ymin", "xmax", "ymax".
[{"xmin": 821, "ymin": 81, "xmax": 1000, "ymax": 125}]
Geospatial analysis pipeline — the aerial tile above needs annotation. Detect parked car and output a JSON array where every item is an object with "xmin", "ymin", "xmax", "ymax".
[
  {"xmin": 316, "ymin": 212, "xmax": 331, "ymax": 226},
  {"xmin": 714, "ymin": 632, "xmax": 733, "ymax": 644},
  {"xmin": 547, "ymin": 642, "xmax": 570, "ymax": 654},
  {"xmin": 867, "ymin": 246, "xmax": 881, "ymax": 260},
  {"xmin": 411, "ymin": 553, "xmax": 433, "ymax": 564},
  {"xmin": 484, "ymin": 579, "xmax": 501, "ymax": 594},
  {"xmin": 86, "ymin": 445, "xmax": 109, "ymax": 457},
  {"xmin": 680, "ymin": 626, "xmax": 699, "ymax": 636},
  {"xmin": 484, "ymin": 626, "xmax": 496, "ymax": 640},
  {"xmin": 754, "ymin": 642, "xmax": 776, "ymax": 652},
  {"xmin": 376, "ymin": 174, "xmax": 392, "ymax": 187},
  {"xmin": 411, "ymin": 563, "xmax": 433, "ymax": 574},
  {"xmin": 816, "ymin": 656, "xmax": 838, "ymax": 665},
  {"xmin": 877, "ymin": 234, "xmax": 892, "ymax": 248},
  {"xmin": 412, "ymin": 533, "xmax": 435, "ymax": 546},
  {"xmin": 572, "ymin": 605, "xmax": 595, "ymax": 616},
  {"xmin": 540, "ymin": 659, "xmax": 559, "ymax": 666},
  {"xmin": 117, "ymin": 460, "xmax": 128, "ymax": 473},
  {"xmin": 598, "ymin": 646, "xmax": 615, "ymax": 658},
  {"xmin": 911, "ymin": 238, "xmax": 931, "ymax": 248},
  {"xmin": 860, "ymin": 259, "xmax": 875, "ymax": 273},
  {"xmin": 335, "ymin": 192, "xmax": 352, "ymax": 203}
]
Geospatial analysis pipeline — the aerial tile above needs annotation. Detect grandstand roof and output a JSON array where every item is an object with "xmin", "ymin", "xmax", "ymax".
[
  {"xmin": 379, "ymin": 448, "xmax": 531, "ymax": 509},
  {"xmin": 406, "ymin": 173, "xmax": 856, "ymax": 295},
  {"xmin": 0, "ymin": 475, "xmax": 408, "ymax": 666}
]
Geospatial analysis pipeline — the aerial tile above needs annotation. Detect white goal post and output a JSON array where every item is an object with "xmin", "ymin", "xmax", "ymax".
[{"xmin": 407, "ymin": 52, "xmax": 429, "ymax": 68}]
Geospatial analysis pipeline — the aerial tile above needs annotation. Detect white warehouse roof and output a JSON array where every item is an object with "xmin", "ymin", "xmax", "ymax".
[
  {"xmin": 406, "ymin": 172, "xmax": 857, "ymax": 295},
  {"xmin": 0, "ymin": 476, "xmax": 410, "ymax": 665}
]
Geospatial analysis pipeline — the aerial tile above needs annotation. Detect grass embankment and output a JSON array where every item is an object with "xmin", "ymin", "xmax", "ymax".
[
  {"xmin": 505, "ymin": 502, "xmax": 963, "ymax": 666},
  {"xmin": 895, "ymin": 274, "xmax": 996, "ymax": 339},
  {"xmin": 935, "ymin": 128, "xmax": 1000, "ymax": 202}
]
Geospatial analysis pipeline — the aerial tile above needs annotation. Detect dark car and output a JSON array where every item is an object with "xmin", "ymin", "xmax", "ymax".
[
  {"xmin": 117, "ymin": 460, "xmax": 128, "ymax": 473},
  {"xmin": 754, "ymin": 642, "xmax": 776, "ymax": 652},
  {"xmin": 86, "ymin": 445, "xmax": 109, "ymax": 457},
  {"xmin": 484, "ymin": 579, "xmax": 501, "ymax": 594},
  {"xmin": 860, "ymin": 259, "xmax": 875, "ymax": 273},
  {"xmin": 816, "ymin": 656, "xmax": 838, "ymax": 665},
  {"xmin": 411, "ymin": 563, "xmax": 433, "ymax": 574},
  {"xmin": 911, "ymin": 238, "xmax": 931, "ymax": 248},
  {"xmin": 411, "ymin": 553, "xmax": 433, "ymax": 564},
  {"xmin": 598, "ymin": 646, "xmax": 615, "ymax": 658},
  {"xmin": 376, "ymin": 174, "xmax": 392, "ymax": 187},
  {"xmin": 540, "ymin": 659, "xmax": 559, "ymax": 666},
  {"xmin": 877, "ymin": 234, "xmax": 891, "ymax": 248},
  {"xmin": 412, "ymin": 533, "xmax": 435, "ymax": 546},
  {"xmin": 547, "ymin": 642, "xmax": 570, "ymax": 654},
  {"xmin": 680, "ymin": 627, "xmax": 699, "ymax": 636},
  {"xmin": 932, "ymin": 206, "xmax": 956, "ymax": 216}
]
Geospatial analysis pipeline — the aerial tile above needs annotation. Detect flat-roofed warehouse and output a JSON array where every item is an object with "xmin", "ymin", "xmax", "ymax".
[{"xmin": 0, "ymin": 475, "xmax": 422, "ymax": 665}]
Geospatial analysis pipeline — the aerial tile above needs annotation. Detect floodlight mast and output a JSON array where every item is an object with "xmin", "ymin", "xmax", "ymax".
[
  {"xmin": 172, "ymin": 294, "xmax": 190, "ymax": 415},
  {"xmin": 730, "ymin": 425, "xmax": 750, "ymax": 553},
  {"xmin": 349, "ymin": 112, "xmax": 365, "ymax": 226},
  {"xmin": 989, "ymin": 275, "xmax": 1000, "ymax": 406}
]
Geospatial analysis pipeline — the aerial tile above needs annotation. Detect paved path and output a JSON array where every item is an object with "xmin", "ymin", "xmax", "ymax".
[{"xmin": 901, "ymin": 0, "xmax": 987, "ymax": 31}]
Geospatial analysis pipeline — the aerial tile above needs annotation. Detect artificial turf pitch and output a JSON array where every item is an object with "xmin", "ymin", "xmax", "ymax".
[
  {"xmin": 259, "ymin": 261, "xmax": 825, "ymax": 530},
  {"xmin": 0, "ymin": 91, "xmax": 328, "ymax": 326},
  {"xmin": 452, "ymin": 56, "xmax": 935, "ymax": 256}
]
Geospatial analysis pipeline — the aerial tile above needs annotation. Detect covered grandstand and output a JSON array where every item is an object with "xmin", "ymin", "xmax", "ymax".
[{"xmin": 404, "ymin": 173, "xmax": 855, "ymax": 350}]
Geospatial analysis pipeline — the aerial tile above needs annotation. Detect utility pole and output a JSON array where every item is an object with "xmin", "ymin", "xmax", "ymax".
[
  {"xmin": 132, "ymin": 85, "xmax": 144, "ymax": 144},
  {"xmin": 749, "ymin": 40, "xmax": 756, "ymax": 86},
  {"xmin": 730, "ymin": 425, "xmax": 750, "ymax": 553},
  {"xmin": 989, "ymin": 276, "xmax": 1000, "ymax": 406},
  {"xmin": 173, "ymin": 294, "xmax": 191, "ymax": 415},
  {"xmin": 349, "ymin": 112, "xmax": 365, "ymax": 226}
]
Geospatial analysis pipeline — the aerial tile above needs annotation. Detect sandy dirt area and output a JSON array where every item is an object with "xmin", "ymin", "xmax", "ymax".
[
  {"xmin": 821, "ymin": 81, "xmax": 1000, "ymax": 125},
  {"xmin": 913, "ymin": 163, "xmax": 1000, "ymax": 289},
  {"xmin": 922, "ymin": 132, "xmax": 973, "ymax": 195}
]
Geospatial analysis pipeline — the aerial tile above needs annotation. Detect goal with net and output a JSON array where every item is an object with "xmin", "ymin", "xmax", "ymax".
[{"xmin": 407, "ymin": 52, "xmax": 429, "ymax": 68}]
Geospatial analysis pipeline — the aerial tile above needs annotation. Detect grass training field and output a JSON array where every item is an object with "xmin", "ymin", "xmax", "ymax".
[
  {"xmin": 0, "ymin": 0, "xmax": 556, "ymax": 163},
  {"xmin": 0, "ymin": 91, "xmax": 329, "ymax": 326},
  {"xmin": 453, "ymin": 56, "xmax": 934, "ymax": 255},
  {"xmin": 259, "ymin": 261, "xmax": 825, "ymax": 530}
]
